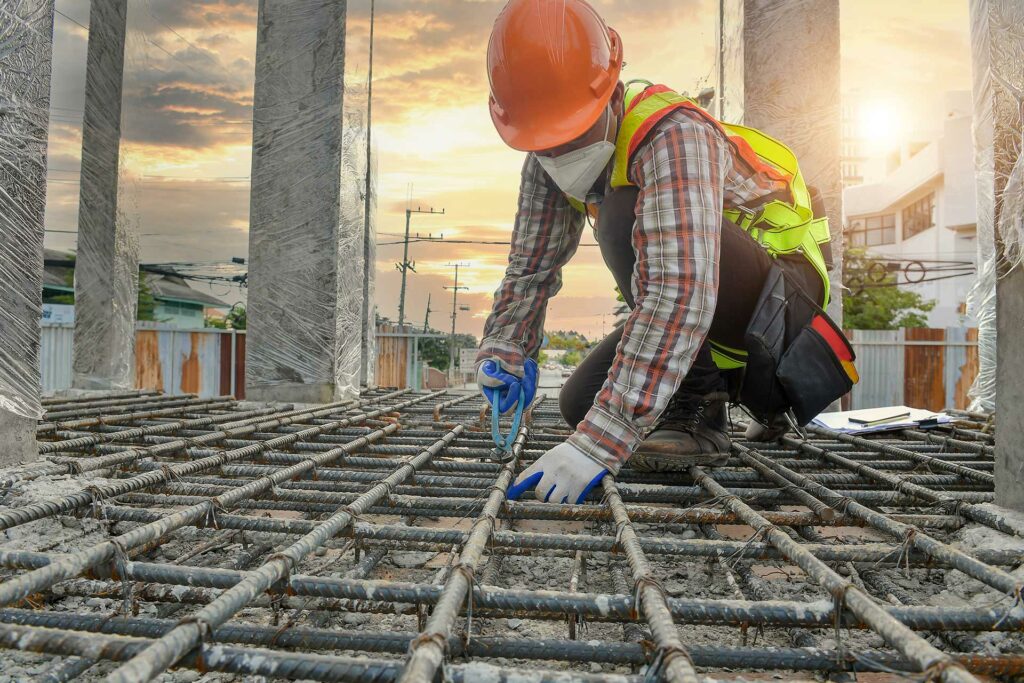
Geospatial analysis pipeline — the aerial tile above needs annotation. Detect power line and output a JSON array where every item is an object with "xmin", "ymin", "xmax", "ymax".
[{"xmin": 54, "ymin": 8, "xmax": 88, "ymax": 32}]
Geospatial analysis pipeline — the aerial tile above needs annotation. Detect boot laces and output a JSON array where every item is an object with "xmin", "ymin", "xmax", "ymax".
[{"xmin": 658, "ymin": 397, "xmax": 713, "ymax": 432}]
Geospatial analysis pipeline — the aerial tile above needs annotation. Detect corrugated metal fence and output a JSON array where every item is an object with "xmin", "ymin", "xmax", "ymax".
[
  {"xmin": 41, "ymin": 324, "xmax": 245, "ymax": 398},
  {"xmin": 41, "ymin": 324, "xmax": 980, "ymax": 410},
  {"xmin": 846, "ymin": 328, "xmax": 979, "ymax": 411}
]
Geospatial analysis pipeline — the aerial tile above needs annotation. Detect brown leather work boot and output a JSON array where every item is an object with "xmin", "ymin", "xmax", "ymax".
[{"xmin": 630, "ymin": 391, "xmax": 731, "ymax": 472}]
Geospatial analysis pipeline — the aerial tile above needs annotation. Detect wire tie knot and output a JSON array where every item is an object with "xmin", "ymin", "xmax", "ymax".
[
  {"xmin": 643, "ymin": 644, "xmax": 694, "ymax": 682},
  {"xmin": 920, "ymin": 657, "xmax": 958, "ymax": 682},
  {"xmin": 84, "ymin": 485, "xmax": 107, "ymax": 519},
  {"xmin": 632, "ymin": 574, "xmax": 669, "ymax": 618},
  {"xmin": 408, "ymin": 631, "xmax": 447, "ymax": 656},
  {"xmin": 201, "ymin": 500, "xmax": 223, "ymax": 530},
  {"xmin": 109, "ymin": 540, "xmax": 135, "ymax": 615}
]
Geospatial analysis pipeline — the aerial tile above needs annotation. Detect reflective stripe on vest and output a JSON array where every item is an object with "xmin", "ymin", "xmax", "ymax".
[{"xmin": 609, "ymin": 82, "xmax": 832, "ymax": 306}]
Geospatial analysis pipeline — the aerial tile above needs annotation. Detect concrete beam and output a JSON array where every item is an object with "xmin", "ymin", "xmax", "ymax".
[
  {"xmin": 246, "ymin": 0, "xmax": 362, "ymax": 404},
  {"xmin": 717, "ymin": 0, "xmax": 843, "ymax": 323},
  {"xmin": 72, "ymin": 0, "xmax": 136, "ymax": 391},
  {"xmin": 970, "ymin": 0, "xmax": 1024, "ymax": 510},
  {"xmin": 0, "ymin": 0, "xmax": 55, "ymax": 465}
]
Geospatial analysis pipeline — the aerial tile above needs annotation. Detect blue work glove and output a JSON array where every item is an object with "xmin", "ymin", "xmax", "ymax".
[
  {"xmin": 507, "ymin": 442, "xmax": 608, "ymax": 504},
  {"xmin": 477, "ymin": 358, "xmax": 538, "ymax": 414}
]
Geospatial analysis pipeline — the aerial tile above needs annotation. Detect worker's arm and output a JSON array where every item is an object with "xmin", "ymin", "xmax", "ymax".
[
  {"xmin": 476, "ymin": 154, "xmax": 586, "ymax": 376},
  {"xmin": 567, "ymin": 112, "xmax": 727, "ymax": 473}
]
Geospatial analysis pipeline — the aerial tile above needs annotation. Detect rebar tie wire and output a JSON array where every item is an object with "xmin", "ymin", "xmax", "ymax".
[
  {"xmin": 110, "ymin": 539, "xmax": 134, "ymax": 616},
  {"xmin": 994, "ymin": 585, "xmax": 1024, "ymax": 628},
  {"xmin": 452, "ymin": 563, "xmax": 477, "ymax": 646},
  {"xmin": 83, "ymin": 484, "xmax": 107, "ymax": 519},
  {"xmin": 643, "ymin": 643, "xmax": 697, "ymax": 683}
]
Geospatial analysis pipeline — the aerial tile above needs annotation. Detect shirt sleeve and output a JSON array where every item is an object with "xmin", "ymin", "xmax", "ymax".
[
  {"xmin": 568, "ymin": 112, "xmax": 727, "ymax": 472},
  {"xmin": 476, "ymin": 154, "xmax": 585, "ymax": 376}
]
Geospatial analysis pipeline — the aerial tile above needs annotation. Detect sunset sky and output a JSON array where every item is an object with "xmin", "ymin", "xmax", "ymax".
[{"xmin": 44, "ymin": 0, "xmax": 973, "ymax": 340}]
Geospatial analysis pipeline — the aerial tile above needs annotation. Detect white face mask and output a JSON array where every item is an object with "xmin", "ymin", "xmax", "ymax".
[{"xmin": 536, "ymin": 109, "xmax": 615, "ymax": 202}]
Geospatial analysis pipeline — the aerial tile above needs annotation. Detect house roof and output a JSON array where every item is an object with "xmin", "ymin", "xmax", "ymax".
[
  {"xmin": 42, "ymin": 249, "xmax": 229, "ymax": 308},
  {"xmin": 146, "ymin": 274, "xmax": 229, "ymax": 308}
]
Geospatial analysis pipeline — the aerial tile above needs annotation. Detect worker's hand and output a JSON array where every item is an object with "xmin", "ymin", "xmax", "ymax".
[
  {"xmin": 507, "ymin": 442, "xmax": 608, "ymax": 504},
  {"xmin": 477, "ymin": 358, "xmax": 538, "ymax": 414}
]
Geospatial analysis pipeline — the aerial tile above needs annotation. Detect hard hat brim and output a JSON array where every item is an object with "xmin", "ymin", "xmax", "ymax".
[{"xmin": 490, "ymin": 85, "xmax": 615, "ymax": 153}]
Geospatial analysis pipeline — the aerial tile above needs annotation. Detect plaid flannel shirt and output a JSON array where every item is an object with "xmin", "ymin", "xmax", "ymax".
[{"xmin": 477, "ymin": 108, "xmax": 785, "ymax": 473}]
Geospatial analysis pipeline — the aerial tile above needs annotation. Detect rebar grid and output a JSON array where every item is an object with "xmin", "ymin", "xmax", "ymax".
[{"xmin": 0, "ymin": 391, "xmax": 1017, "ymax": 683}]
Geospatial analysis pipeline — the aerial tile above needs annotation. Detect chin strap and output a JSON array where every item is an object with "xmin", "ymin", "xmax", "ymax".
[{"xmin": 491, "ymin": 386, "xmax": 526, "ymax": 459}]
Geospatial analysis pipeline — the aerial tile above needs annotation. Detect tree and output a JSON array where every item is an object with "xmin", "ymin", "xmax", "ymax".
[
  {"xmin": 420, "ymin": 337, "xmax": 450, "ymax": 371},
  {"xmin": 561, "ymin": 350, "xmax": 582, "ymax": 367},
  {"xmin": 843, "ymin": 249, "xmax": 935, "ymax": 330},
  {"xmin": 137, "ymin": 273, "xmax": 157, "ymax": 322},
  {"xmin": 227, "ymin": 304, "xmax": 246, "ymax": 330}
]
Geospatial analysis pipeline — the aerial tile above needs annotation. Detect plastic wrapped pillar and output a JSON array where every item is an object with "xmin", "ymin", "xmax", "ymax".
[
  {"xmin": 72, "ymin": 0, "xmax": 137, "ymax": 391},
  {"xmin": 717, "ymin": 0, "xmax": 843, "ymax": 324},
  {"xmin": 0, "ymin": 0, "xmax": 54, "ymax": 465},
  {"xmin": 341, "ymin": 0, "xmax": 372, "ymax": 392},
  {"xmin": 246, "ymin": 0, "xmax": 362, "ymax": 404},
  {"xmin": 969, "ymin": 0, "xmax": 1024, "ymax": 509}
]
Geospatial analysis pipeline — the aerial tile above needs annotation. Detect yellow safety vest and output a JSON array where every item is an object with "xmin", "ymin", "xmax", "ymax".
[{"xmin": 570, "ymin": 81, "xmax": 833, "ymax": 370}]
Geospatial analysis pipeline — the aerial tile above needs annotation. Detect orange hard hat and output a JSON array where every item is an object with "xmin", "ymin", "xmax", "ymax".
[{"xmin": 487, "ymin": 0, "xmax": 623, "ymax": 152}]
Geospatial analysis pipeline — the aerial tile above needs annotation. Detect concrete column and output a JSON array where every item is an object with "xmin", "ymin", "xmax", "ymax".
[
  {"xmin": 246, "ymin": 0, "xmax": 362, "ymax": 404},
  {"xmin": 0, "ymin": 0, "xmax": 55, "ymax": 465},
  {"xmin": 72, "ymin": 0, "xmax": 137, "ymax": 391},
  {"xmin": 341, "ymin": 0, "xmax": 372, "ymax": 392},
  {"xmin": 717, "ymin": 0, "xmax": 843, "ymax": 323},
  {"xmin": 970, "ymin": 0, "xmax": 1024, "ymax": 510}
]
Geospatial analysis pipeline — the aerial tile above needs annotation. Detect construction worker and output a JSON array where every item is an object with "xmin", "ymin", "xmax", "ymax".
[{"xmin": 476, "ymin": 0, "xmax": 833, "ymax": 505}]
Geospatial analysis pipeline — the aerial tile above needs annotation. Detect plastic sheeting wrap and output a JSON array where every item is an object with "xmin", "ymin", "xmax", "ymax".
[
  {"xmin": 246, "ymin": 0, "xmax": 360, "ymax": 404},
  {"xmin": 715, "ymin": 0, "xmax": 745, "ymax": 122},
  {"xmin": 337, "ymin": 0, "xmax": 373, "ymax": 397},
  {"xmin": 967, "ymin": 0, "xmax": 1024, "ymax": 413},
  {"xmin": 72, "ymin": 0, "xmax": 137, "ymax": 391},
  {"xmin": 0, "ymin": 1, "xmax": 54, "ymax": 421}
]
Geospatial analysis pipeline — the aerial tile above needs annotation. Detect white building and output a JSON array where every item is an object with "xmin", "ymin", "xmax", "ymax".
[{"xmin": 843, "ymin": 92, "xmax": 977, "ymax": 328}]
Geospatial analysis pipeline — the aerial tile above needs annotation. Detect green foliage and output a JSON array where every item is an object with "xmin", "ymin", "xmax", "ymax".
[
  {"xmin": 137, "ymin": 273, "xmax": 157, "ymax": 322},
  {"xmin": 227, "ymin": 304, "xmax": 247, "ymax": 330},
  {"xmin": 537, "ymin": 351, "xmax": 549, "ymax": 365},
  {"xmin": 843, "ymin": 249, "xmax": 935, "ymax": 330},
  {"xmin": 418, "ymin": 330, "xmax": 478, "ymax": 372},
  {"xmin": 546, "ymin": 330, "xmax": 589, "ymax": 352},
  {"xmin": 46, "ymin": 292, "xmax": 75, "ymax": 305},
  {"xmin": 420, "ymin": 337, "xmax": 450, "ymax": 371},
  {"xmin": 561, "ymin": 350, "xmax": 582, "ymax": 367}
]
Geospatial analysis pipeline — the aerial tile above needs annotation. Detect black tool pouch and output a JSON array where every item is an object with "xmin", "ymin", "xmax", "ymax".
[{"xmin": 741, "ymin": 264, "xmax": 854, "ymax": 426}]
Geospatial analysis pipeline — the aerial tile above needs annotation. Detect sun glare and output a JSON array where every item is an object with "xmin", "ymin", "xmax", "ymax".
[{"xmin": 857, "ymin": 101, "xmax": 904, "ymax": 153}]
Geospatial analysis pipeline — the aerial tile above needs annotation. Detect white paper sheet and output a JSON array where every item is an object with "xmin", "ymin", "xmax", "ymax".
[{"xmin": 812, "ymin": 406, "xmax": 951, "ymax": 435}]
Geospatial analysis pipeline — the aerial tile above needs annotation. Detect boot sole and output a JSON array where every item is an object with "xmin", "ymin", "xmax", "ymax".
[{"xmin": 629, "ymin": 447, "xmax": 730, "ymax": 473}]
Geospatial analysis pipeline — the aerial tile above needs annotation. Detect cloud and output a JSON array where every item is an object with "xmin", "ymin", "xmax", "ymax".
[{"xmin": 43, "ymin": 0, "xmax": 974, "ymax": 340}]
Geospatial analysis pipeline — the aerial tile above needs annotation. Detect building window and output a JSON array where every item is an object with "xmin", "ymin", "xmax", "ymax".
[
  {"xmin": 902, "ymin": 193, "xmax": 935, "ymax": 240},
  {"xmin": 848, "ymin": 214, "xmax": 896, "ymax": 247}
]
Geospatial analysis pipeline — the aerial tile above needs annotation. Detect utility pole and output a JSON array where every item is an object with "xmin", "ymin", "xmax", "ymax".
[
  {"xmin": 396, "ymin": 206, "xmax": 445, "ymax": 328},
  {"xmin": 423, "ymin": 293, "xmax": 432, "ymax": 332},
  {"xmin": 444, "ymin": 263, "xmax": 470, "ymax": 380}
]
